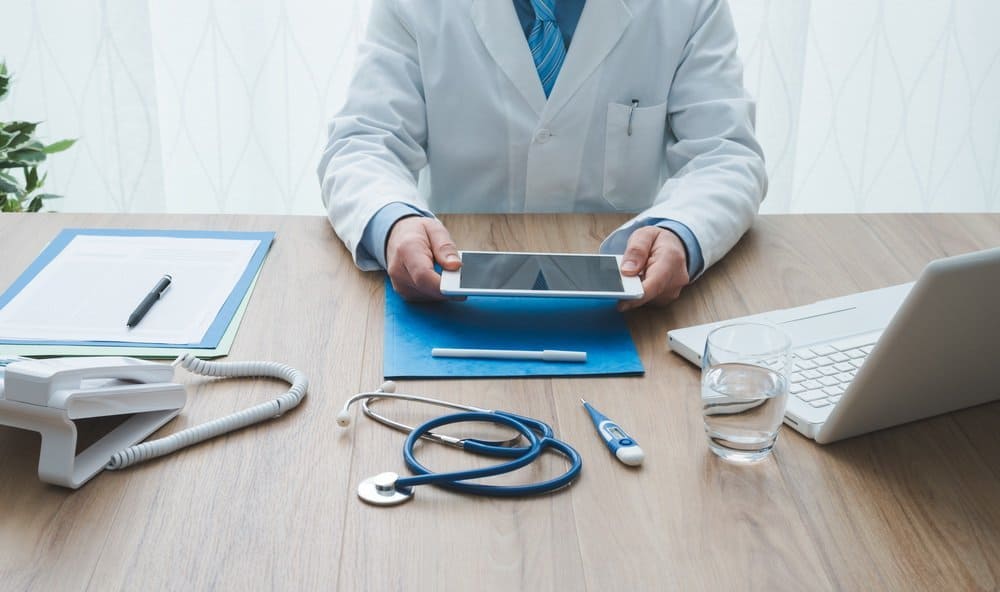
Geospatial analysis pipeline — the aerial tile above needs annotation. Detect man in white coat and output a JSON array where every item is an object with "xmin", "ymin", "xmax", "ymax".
[{"xmin": 318, "ymin": 0, "xmax": 766, "ymax": 310}]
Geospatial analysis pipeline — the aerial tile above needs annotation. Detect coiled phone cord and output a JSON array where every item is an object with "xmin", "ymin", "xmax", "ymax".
[{"xmin": 106, "ymin": 353, "xmax": 308, "ymax": 470}]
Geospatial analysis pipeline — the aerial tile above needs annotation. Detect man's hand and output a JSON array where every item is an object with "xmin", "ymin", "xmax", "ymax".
[
  {"xmin": 617, "ymin": 226, "xmax": 690, "ymax": 312},
  {"xmin": 385, "ymin": 216, "xmax": 461, "ymax": 301}
]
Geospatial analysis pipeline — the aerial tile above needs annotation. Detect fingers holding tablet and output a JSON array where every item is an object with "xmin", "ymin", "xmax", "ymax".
[
  {"xmin": 617, "ymin": 227, "xmax": 689, "ymax": 312},
  {"xmin": 386, "ymin": 217, "xmax": 462, "ymax": 301}
]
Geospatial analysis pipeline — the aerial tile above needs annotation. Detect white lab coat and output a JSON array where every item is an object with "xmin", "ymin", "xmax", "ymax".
[{"xmin": 319, "ymin": 0, "xmax": 766, "ymax": 272}]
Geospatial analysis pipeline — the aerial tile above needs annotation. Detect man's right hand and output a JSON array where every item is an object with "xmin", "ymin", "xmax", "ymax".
[{"xmin": 385, "ymin": 216, "xmax": 462, "ymax": 301}]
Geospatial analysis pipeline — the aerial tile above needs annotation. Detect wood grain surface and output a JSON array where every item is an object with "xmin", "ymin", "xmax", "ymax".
[{"xmin": 0, "ymin": 212, "xmax": 997, "ymax": 591}]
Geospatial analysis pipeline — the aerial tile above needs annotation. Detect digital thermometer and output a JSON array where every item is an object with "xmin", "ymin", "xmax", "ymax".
[{"xmin": 581, "ymin": 399, "xmax": 644, "ymax": 466}]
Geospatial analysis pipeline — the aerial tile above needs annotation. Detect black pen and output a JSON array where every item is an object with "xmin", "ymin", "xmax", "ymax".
[{"xmin": 126, "ymin": 274, "xmax": 172, "ymax": 328}]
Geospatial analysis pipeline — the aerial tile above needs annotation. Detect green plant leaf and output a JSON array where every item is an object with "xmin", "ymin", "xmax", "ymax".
[
  {"xmin": 1, "ymin": 128, "xmax": 41, "ymax": 150},
  {"xmin": 28, "ymin": 192, "xmax": 62, "ymax": 212},
  {"xmin": 0, "ymin": 170, "xmax": 21, "ymax": 193},
  {"xmin": 0, "ymin": 62, "xmax": 9, "ymax": 103},
  {"xmin": 27, "ymin": 195, "xmax": 43, "ymax": 212},
  {"xmin": 1, "ymin": 195, "xmax": 22, "ymax": 213},
  {"xmin": 43, "ymin": 138, "xmax": 76, "ymax": 154},
  {"xmin": 24, "ymin": 166, "xmax": 38, "ymax": 192},
  {"xmin": 0, "ymin": 128, "xmax": 16, "ymax": 149},
  {"xmin": 5, "ymin": 146, "xmax": 46, "ymax": 165},
  {"xmin": 2, "ymin": 122, "xmax": 40, "ymax": 151},
  {"xmin": 0, "ymin": 66, "xmax": 73, "ymax": 213},
  {"xmin": 4, "ymin": 121, "xmax": 39, "ymax": 136}
]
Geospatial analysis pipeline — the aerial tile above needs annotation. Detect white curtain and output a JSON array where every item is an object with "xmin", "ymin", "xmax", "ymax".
[{"xmin": 1, "ymin": 0, "xmax": 998, "ymax": 215}]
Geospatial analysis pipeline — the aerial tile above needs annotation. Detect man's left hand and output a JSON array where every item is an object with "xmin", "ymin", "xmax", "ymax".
[{"xmin": 617, "ymin": 226, "xmax": 690, "ymax": 312}]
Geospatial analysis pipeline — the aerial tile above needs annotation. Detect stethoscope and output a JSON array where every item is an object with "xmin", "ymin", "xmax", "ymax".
[{"xmin": 337, "ymin": 382, "xmax": 582, "ymax": 506}]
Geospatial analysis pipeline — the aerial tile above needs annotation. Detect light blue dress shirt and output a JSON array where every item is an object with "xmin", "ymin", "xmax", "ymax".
[{"xmin": 358, "ymin": 0, "xmax": 704, "ymax": 280}]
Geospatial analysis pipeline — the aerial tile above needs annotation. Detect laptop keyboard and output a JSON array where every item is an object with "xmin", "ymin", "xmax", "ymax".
[{"xmin": 789, "ymin": 334, "xmax": 880, "ymax": 409}]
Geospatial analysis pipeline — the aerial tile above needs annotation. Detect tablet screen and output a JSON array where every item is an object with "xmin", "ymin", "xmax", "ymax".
[{"xmin": 459, "ymin": 253, "xmax": 624, "ymax": 292}]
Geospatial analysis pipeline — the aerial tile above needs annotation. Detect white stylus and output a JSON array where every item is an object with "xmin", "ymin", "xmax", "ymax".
[{"xmin": 431, "ymin": 348, "xmax": 587, "ymax": 363}]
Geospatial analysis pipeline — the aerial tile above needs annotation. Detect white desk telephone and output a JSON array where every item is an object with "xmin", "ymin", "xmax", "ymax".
[{"xmin": 0, "ymin": 355, "xmax": 307, "ymax": 489}]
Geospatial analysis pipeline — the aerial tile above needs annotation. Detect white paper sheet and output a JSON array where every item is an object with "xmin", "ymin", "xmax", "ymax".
[{"xmin": 0, "ymin": 235, "xmax": 259, "ymax": 344}]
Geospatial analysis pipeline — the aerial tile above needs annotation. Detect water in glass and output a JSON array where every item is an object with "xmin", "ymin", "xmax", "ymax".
[{"xmin": 702, "ymin": 362, "xmax": 788, "ymax": 462}]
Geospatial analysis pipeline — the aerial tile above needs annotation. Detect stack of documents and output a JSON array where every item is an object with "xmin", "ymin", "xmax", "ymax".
[{"xmin": 0, "ymin": 229, "xmax": 274, "ymax": 358}]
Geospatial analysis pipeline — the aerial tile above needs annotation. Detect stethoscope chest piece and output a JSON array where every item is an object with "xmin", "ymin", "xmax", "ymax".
[{"xmin": 357, "ymin": 471, "xmax": 413, "ymax": 506}]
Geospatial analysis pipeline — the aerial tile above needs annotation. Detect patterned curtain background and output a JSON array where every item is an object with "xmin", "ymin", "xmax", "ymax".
[{"xmin": 1, "ymin": 0, "xmax": 998, "ymax": 214}]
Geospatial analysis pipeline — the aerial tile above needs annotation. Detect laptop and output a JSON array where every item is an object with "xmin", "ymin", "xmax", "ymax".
[{"xmin": 667, "ymin": 247, "xmax": 1000, "ymax": 444}]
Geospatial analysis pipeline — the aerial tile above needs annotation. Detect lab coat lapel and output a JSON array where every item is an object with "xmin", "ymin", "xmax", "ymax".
[
  {"xmin": 471, "ymin": 0, "xmax": 547, "ymax": 116},
  {"xmin": 543, "ymin": 0, "xmax": 632, "ymax": 120}
]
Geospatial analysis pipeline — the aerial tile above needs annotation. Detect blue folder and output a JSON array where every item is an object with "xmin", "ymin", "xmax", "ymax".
[
  {"xmin": 0, "ymin": 228, "xmax": 274, "ymax": 349},
  {"xmin": 383, "ymin": 278, "xmax": 644, "ymax": 379}
]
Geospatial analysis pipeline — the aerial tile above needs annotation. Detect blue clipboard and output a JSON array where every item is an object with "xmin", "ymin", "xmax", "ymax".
[
  {"xmin": 384, "ymin": 277, "xmax": 644, "ymax": 379},
  {"xmin": 0, "ymin": 228, "xmax": 274, "ymax": 349}
]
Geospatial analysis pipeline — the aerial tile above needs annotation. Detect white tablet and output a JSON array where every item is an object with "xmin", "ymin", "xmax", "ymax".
[{"xmin": 439, "ymin": 251, "xmax": 644, "ymax": 299}]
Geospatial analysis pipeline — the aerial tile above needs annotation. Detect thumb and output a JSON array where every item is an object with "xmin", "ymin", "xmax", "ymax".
[
  {"xmin": 425, "ymin": 220, "xmax": 461, "ymax": 271},
  {"xmin": 621, "ymin": 226, "xmax": 658, "ymax": 276}
]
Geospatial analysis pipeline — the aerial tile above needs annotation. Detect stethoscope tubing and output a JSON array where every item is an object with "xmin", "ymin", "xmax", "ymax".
[
  {"xmin": 397, "ymin": 410, "xmax": 583, "ymax": 497},
  {"xmin": 397, "ymin": 412, "xmax": 542, "ymax": 489}
]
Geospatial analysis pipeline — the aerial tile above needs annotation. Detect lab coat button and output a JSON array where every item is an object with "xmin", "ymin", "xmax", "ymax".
[{"xmin": 534, "ymin": 129, "xmax": 552, "ymax": 143}]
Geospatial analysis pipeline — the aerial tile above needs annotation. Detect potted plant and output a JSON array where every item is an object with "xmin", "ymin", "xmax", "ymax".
[{"xmin": 0, "ymin": 61, "xmax": 75, "ymax": 212}]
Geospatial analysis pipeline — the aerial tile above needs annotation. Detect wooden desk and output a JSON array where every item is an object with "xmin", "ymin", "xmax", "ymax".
[{"xmin": 1, "ymin": 213, "xmax": 998, "ymax": 591}]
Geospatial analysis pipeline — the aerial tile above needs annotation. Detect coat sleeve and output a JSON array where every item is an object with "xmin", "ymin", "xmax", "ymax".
[
  {"xmin": 601, "ymin": 0, "xmax": 767, "ymax": 273},
  {"xmin": 317, "ymin": 0, "xmax": 432, "ymax": 270}
]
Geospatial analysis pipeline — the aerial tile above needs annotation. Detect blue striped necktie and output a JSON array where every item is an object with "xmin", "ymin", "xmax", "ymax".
[{"xmin": 528, "ymin": 0, "xmax": 566, "ymax": 98}]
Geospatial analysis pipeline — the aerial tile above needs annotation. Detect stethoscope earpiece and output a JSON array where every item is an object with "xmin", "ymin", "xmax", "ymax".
[{"xmin": 336, "ymin": 381, "xmax": 397, "ymax": 427}]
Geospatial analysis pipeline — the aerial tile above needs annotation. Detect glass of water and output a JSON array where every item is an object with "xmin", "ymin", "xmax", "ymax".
[{"xmin": 701, "ymin": 322, "xmax": 791, "ymax": 463}]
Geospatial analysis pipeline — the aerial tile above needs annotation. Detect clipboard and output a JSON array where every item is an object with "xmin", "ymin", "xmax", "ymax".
[{"xmin": 0, "ymin": 228, "xmax": 274, "ymax": 354}]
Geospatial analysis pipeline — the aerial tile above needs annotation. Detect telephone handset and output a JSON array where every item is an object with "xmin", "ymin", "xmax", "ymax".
[
  {"xmin": 0, "ymin": 357, "xmax": 184, "ymax": 488},
  {"xmin": 0, "ymin": 354, "xmax": 307, "ymax": 489},
  {"xmin": 4, "ymin": 356, "xmax": 183, "ymax": 415}
]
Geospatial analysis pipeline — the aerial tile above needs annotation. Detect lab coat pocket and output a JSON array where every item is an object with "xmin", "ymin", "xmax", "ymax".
[{"xmin": 603, "ymin": 100, "xmax": 668, "ymax": 210}]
